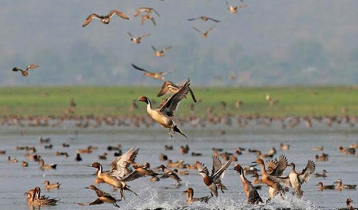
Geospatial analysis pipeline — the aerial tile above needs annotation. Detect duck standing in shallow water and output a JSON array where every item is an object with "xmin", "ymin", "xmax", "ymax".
[{"xmin": 135, "ymin": 79, "xmax": 191, "ymax": 138}]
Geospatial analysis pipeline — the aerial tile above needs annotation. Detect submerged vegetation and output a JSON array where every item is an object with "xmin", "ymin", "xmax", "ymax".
[{"xmin": 0, "ymin": 86, "xmax": 357, "ymax": 117}]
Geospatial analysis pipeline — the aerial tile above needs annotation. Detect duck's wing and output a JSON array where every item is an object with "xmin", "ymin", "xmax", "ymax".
[
  {"xmin": 89, "ymin": 198, "xmax": 104, "ymax": 205},
  {"xmin": 12, "ymin": 67, "xmax": 21, "ymax": 72},
  {"xmin": 269, "ymin": 155, "xmax": 288, "ymax": 176},
  {"xmin": 159, "ymin": 79, "xmax": 190, "ymax": 116},
  {"xmin": 207, "ymin": 17, "xmax": 220, "ymax": 23},
  {"xmin": 157, "ymin": 81, "xmax": 172, "ymax": 97},
  {"xmin": 269, "ymin": 174, "xmax": 291, "ymax": 188},
  {"xmin": 151, "ymin": 8, "xmax": 160, "ymax": 17},
  {"xmin": 110, "ymin": 148, "xmax": 139, "ymax": 177},
  {"xmin": 207, "ymin": 26, "xmax": 215, "ymax": 33},
  {"xmin": 121, "ymin": 171, "xmax": 145, "ymax": 182},
  {"xmin": 134, "ymin": 8, "xmax": 142, "ymax": 17},
  {"xmin": 211, "ymin": 156, "xmax": 223, "ymax": 177},
  {"xmin": 238, "ymin": 4, "xmax": 248, "ymax": 8},
  {"xmin": 109, "ymin": 10, "xmax": 129, "ymax": 20},
  {"xmin": 196, "ymin": 161, "xmax": 209, "ymax": 175},
  {"xmin": 212, "ymin": 158, "xmax": 232, "ymax": 182},
  {"xmin": 131, "ymin": 64, "xmax": 151, "ymax": 73},
  {"xmin": 150, "ymin": 17, "xmax": 156, "ymax": 26},
  {"xmin": 298, "ymin": 160, "xmax": 315, "ymax": 184},
  {"xmin": 163, "ymin": 46, "xmax": 172, "ymax": 52},
  {"xmin": 187, "ymin": 17, "xmax": 199, "ymax": 21},
  {"xmin": 127, "ymin": 32, "xmax": 134, "ymax": 38},
  {"xmin": 82, "ymin": 14, "xmax": 100, "ymax": 27},
  {"xmin": 192, "ymin": 27, "xmax": 201, "ymax": 33},
  {"xmin": 140, "ymin": 33, "xmax": 151, "ymax": 38},
  {"xmin": 26, "ymin": 64, "xmax": 39, "ymax": 70},
  {"xmin": 151, "ymin": 45, "xmax": 157, "ymax": 52}
]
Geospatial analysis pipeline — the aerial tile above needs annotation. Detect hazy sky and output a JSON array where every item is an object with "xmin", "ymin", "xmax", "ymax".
[{"xmin": 0, "ymin": 0, "xmax": 357, "ymax": 86}]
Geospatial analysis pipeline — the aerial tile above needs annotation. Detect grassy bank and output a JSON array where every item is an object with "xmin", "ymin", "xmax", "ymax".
[{"xmin": 0, "ymin": 86, "xmax": 357, "ymax": 117}]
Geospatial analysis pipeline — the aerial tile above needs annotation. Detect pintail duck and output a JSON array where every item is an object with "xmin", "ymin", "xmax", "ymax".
[
  {"xmin": 151, "ymin": 45, "xmax": 172, "ymax": 57},
  {"xmin": 39, "ymin": 159, "xmax": 57, "ymax": 170},
  {"xmin": 196, "ymin": 156, "xmax": 232, "ymax": 197},
  {"xmin": 253, "ymin": 159, "xmax": 286, "ymax": 198},
  {"xmin": 157, "ymin": 80, "xmax": 197, "ymax": 103},
  {"xmin": 135, "ymin": 79, "xmax": 190, "ymax": 138},
  {"xmin": 141, "ymin": 14, "xmax": 156, "ymax": 26},
  {"xmin": 315, "ymin": 169, "xmax": 327, "ymax": 178},
  {"xmin": 26, "ymin": 187, "xmax": 59, "ymax": 206},
  {"xmin": 226, "ymin": 1, "xmax": 248, "ymax": 14},
  {"xmin": 192, "ymin": 26, "xmax": 215, "ymax": 38},
  {"xmin": 134, "ymin": 7, "xmax": 160, "ymax": 17},
  {"xmin": 188, "ymin": 16, "xmax": 220, "ymax": 22},
  {"xmin": 127, "ymin": 32, "xmax": 150, "ymax": 44},
  {"xmin": 90, "ymin": 162, "xmax": 138, "ymax": 199},
  {"xmin": 78, "ymin": 185, "xmax": 121, "ymax": 208},
  {"xmin": 12, "ymin": 64, "xmax": 39, "ymax": 77},
  {"xmin": 158, "ymin": 165, "xmax": 182, "ymax": 184},
  {"xmin": 131, "ymin": 63, "xmax": 173, "ymax": 80},
  {"xmin": 82, "ymin": 10, "xmax": 129, "ymax": 27},
  {"xmin": 272, "ymin": 160, "xmax": 315, "ymax": 198},
  {"xmin": 316, "ymin": 182, "xmax": 334, "ymax": 190},
  {"xmin": 334, "ymin": 179, "xmax": 357, "ymax": 190},
  {"xmin": 183, "ymin": 187, "xmax": 212, "ymax": 204},
  {"xmin": 44, "ymin": 180, "xmax": 61, "ymax": 189},
  {"xmin": 233, "ymin": 164, "xmax": 263, "ymax": 204}
]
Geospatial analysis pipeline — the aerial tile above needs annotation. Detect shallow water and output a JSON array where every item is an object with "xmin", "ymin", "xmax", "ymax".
[{"xmin": 0, "ymin": 120, "xmax": 357, "ymax": 210}]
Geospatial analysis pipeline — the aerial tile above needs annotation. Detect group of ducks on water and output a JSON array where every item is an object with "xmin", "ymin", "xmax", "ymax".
[{"xmin": 18, "ymin": 140, "xmax": 357, "ymax": 209}]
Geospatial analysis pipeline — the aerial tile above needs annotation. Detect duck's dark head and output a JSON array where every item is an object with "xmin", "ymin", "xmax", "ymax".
[
  {"xmin": 90, "ymin": 162, "xmax": 102, "ymax": 169},
  {"xmin": 136, "ymin": 96, "xmax": 149, "ymax": 103},
  {"xmin": 233, "ymin": 164, "xmax": 243, "ymax": 174}
]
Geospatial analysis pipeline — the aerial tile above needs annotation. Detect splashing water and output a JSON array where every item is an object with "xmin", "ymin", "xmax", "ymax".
[{"xmin": 123, "ymin": 187, "xmax": 317, "ymax": 210}]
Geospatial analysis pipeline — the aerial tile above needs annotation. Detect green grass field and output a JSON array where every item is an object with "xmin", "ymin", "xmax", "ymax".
[{"xmin": 0, "ymin": 86, "xmax": 357, "ymax": 117}]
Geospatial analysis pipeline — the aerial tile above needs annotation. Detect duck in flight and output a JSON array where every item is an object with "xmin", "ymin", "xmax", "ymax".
[
  {"xmin": 127, "ymin": 32, "xmax": 150, "ymax": 44},
  {"xmin": 157, "ymin": 80, "xmax": 197, "ymax": 103},
  {"xmin": 131, "ymin": 64, "xmax": 174, "ymax": 80},
  {"xmin": 192, "ymin": 26, "xmax": 216, "ymax": 38},
  {"xmin": 12, "ymin": 64, "xmax": 39, "ymax": 77},
  {"xmin": 151, "ymin": 45, "xmax": 172, "ymax": 57},
  {"xmin": 188, "ymin": 16, "xmax": 220, "ymax": 23},
  {"xmin": 82, "ymin": 10, "xmax": 129, "ymax": 27},
  {"xmin": 135, "ymin": 79, "xmax": 191, "ymax": 138}
]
